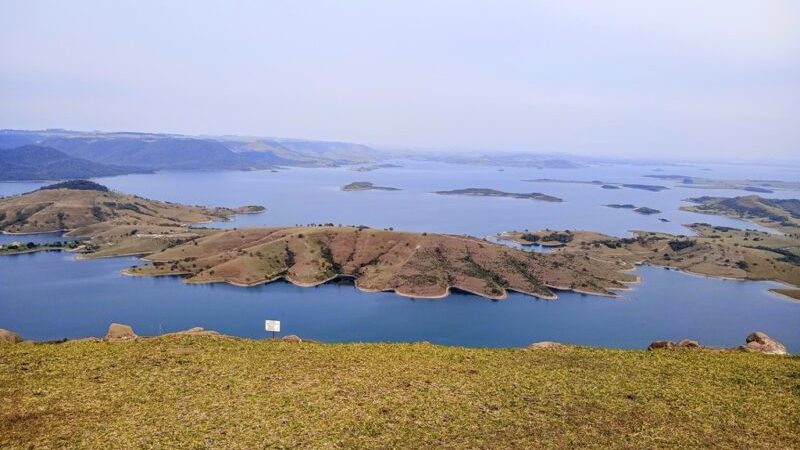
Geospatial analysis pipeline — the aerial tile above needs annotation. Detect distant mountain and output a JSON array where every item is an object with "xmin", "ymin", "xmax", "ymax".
[
  {"xmin": 0, "ymin": 129, "xmax": 381, "ymax": 170},
  {"xmin": 0, "ymin": 145, "xmax": 151, "ymax": 181}
]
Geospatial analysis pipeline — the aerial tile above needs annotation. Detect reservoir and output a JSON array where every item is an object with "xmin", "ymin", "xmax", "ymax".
[{"xmin": 1, "ymin": 251, "xmax": 797, "ymax": 351}]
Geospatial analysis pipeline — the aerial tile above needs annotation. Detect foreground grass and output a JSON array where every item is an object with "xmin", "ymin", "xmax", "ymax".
[{"xmin": 1, "ymin": 337, "xmax": 799, "ymax": 449}]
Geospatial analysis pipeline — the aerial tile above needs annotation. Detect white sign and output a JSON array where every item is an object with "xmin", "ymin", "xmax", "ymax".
[{"xmin": 265, "ymin": 320, "xmax": 281, "ymax": 332}]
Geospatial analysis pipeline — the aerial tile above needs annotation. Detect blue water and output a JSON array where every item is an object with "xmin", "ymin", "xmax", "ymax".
[
  {"xmin": 1, "ymin": 161, "xmax": 798, "ymax": 349},
  {"xmin": 2, "ymin": 160, "xmax": 791, "ymax": 238},
  {"xmin": 1, "ymin": 251, "xmax": 797, "ymax": 351}
]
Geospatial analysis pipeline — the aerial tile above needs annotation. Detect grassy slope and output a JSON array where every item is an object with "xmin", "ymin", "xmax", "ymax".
[{"xmin": 1, "ymin": 337, "xmax": 798, "ymax": 449}]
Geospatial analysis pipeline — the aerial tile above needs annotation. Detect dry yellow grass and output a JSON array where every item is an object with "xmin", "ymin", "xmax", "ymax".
[{"xmin": 1, "ymin": 336, "xmax": 798, "ymax": 449}]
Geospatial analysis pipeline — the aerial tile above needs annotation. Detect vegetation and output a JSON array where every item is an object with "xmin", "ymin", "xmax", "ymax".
[
  {"xmin": 39, "ymin": 180, "xmax": 110, "ymax": 192},
  {"xmin": 0, "ymin": 240, "xmax": 81, "ymax": 255},
  {"xmin": 1, "ymin": 336, "xmax": 798, "ymax": 449}
]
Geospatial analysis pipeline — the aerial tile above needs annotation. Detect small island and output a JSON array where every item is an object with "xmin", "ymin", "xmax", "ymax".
[
  {"xmin": 349, "ymin": 163, "xmax": 403, "ymax": 172},
  {"xmin": 434, "ymin": 188, "xmax": 562, "ymax": 202},
  {"xmin": 605, "ymin": 204, "xmax": 661, "ymax": 215},
  {"xmin": 633, "ymin": 207, "xmax": 661, "ymax": 215},
  {"xmin": 341, "ymin": 182, "xmax": 401, "ymax": 191},
  {"xmin": 524, "ymin": 179, "xmax": 668, "ymax": 192}
]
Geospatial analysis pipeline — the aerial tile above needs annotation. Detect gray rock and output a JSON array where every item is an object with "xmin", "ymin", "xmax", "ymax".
[
  {"xmin": 280, "ymin": 335, "xmax": 302, "ymax": 343},
  {"xmin": 676, "ymin": 339, "xmax": 702, "ymax": 349},
  {"xmin": 740, "ymin": 332, "xmax": 787, "ymax": 355},
  {"xmin": 105, "ymin": 323, "xmax": 137, "ymax": 341},
  {"xmin": 0, "ymin": 329, "xmax": 23, "ymax": 344},
  {"xmin": 647, "ymin": 340, "xmax": 675, "ymax": 350},
  {"xmin": 528, "ymin": 341, "xmax": 570, "ymax": 350}
]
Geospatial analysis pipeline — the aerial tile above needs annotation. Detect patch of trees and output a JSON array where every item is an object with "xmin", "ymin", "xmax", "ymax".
[
  {"xmin": 39, "ymin": 180, "xmax": 109, "ymax": 192},
  {"xmin": 668, "ymin": 240, "xmax": 696, "ymax": 252}
]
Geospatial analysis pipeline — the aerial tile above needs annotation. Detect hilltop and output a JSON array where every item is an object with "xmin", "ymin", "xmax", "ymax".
[
  {"xmin": 0, "ymin": 145, "xmax": 150, "ymax": 181},
  {"xmin": 1, "ymin": 335, "xmax": 798, "ymax": 449}
]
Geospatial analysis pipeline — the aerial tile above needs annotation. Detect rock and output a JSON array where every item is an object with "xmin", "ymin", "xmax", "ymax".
[
  {"xmin": 647, "ymin": 340, "xmax": 675, "ymax": 350},
  {"xmin": 740, "ymin": 332, "xmax": 787, "ymax": 355},
  {"xmin": 528, "ymin": 341, "xmax": 570, "ymax": 350},
  {"xmin": 175, "ymin": 327, "xmax": 220, "ymax": 336},
  {"xmin": 676, "ymin": 339, "xmax": 702, "ymax": 349},
  {"xmin": 0, "ymin": 329, "xmax": 23, "ymax": 344},
  {"xmin": 280, "ymin": 335, "xmax": 302, "ymax": 343},
  {"xmin": 105, "ymin": 323, "xmax": 137, "ymax": 341}
]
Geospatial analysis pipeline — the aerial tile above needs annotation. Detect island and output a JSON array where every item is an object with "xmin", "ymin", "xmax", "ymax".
[
  {"xmin": 633, "ymin": 207, "xmax": 661, "ymax": 215},
  {"xmin": 341, "ymin": 181, "xmax": 401, "ymax": 191},
  {"xmin": 605, "ymin": 204, "xmax": 661, "ymax": 215},
  {"xmin": 524, "ymin": 179, "xmax": 668, "ymax": 191},
  {"xmin": 434, "ymin": 188, "xmax": 562, "ymax": 202}
]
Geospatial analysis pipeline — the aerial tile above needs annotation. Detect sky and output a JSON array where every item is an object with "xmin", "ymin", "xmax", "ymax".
[{"xmin": 1, "ymin": 1, "xmax": 798, "ymax": 158}]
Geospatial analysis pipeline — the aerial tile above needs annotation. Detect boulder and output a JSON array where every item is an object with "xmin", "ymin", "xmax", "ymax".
[
  {"xmin": 105, "ymin": 323, "xmax": 137, "ymax": 341},
  {"xmin": 280, "ymin": 335, "xmax": 302, "ymax": 343},
  {"xmin": 647, "ymin": 340, "xmax": 675, "ymax": 350},
  {"xmin": 528, "ymin": 341, "xmax": 570, "ymax": 350},
  {"xmin": 173, "ymin": 327, "xmax": 220, "ymax": 336},
  {"xmin": 676, "ymin": 339, "xmax": 702, "ymax": 349},
  {"xmin": 740, "ymin": 332, "xmax": 787, "ymax": 355},
  {"xmin": 0, "ymin": 329, "xmax": 23, "ymax": 344}
]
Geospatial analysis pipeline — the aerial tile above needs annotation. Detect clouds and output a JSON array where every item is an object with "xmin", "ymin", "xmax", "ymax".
[{"xmin": 1, "ymin": 1, "xmax": 798, "ymax": 158}]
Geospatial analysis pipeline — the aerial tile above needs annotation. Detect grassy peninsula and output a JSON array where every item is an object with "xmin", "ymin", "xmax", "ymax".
[
  {"xmin": 502, "ymin": 224, "xmax": 800, "ymax": 300},
  {"xmin": 1, "ymin": 335, "xmax": 798, "ymax": 449}
]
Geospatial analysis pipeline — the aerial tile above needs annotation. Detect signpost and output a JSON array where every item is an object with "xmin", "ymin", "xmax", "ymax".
[{"xmin": 265, "ymin": 320, "xmax": 281, "ymax": 340}]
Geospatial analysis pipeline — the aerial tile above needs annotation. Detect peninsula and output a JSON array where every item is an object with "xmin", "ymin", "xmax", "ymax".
[
  {"xmin": 645, "ymin": 175, "xmax": 800, "ymax": 193},
  {"xmin": 502, "ymin": 223, "xmax": 800, "ymax": 300},
  {"xmin": 683, "ymin": 195, "xmax": 800, "ymax": 233},
  {"xmin": 434, "ymin": 188, "xmax": 562, "ymax": 202}
]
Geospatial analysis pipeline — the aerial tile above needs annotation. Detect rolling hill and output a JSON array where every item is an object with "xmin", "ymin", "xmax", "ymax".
[{"xmin": 0, "ymin": 145, "xmax": 151, "ymax": 181}]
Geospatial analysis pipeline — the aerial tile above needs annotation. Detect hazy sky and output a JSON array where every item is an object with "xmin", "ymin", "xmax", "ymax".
[{"xmin": 1, "ymin": 1, "xmax": 798, "ymax": 158}]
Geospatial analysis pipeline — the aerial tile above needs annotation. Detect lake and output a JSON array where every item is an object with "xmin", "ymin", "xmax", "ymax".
[
  {"xmin": 1, "ymin": 251, "xmax": 797, "ymax": 350},
  {"xmin": 1, "ymin": 160, "xmax": 798, "ymax": 349}
]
